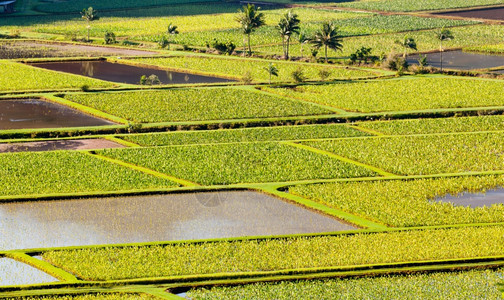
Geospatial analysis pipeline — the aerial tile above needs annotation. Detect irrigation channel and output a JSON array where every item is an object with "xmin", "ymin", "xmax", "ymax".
[
  {"xmin": 435, "ymin": 187, "xmax": 504, "ymax": 208},
  {"xmin": 407, "ymin": 50, "xmax": 504, "ymax": 71},
  {"xmin": 0, "ymin": 99, "xmax": 115, "ymax": 130},
  {"xmin": 28, "ymin": 60, "xmax": 236, "ymax": 85}
]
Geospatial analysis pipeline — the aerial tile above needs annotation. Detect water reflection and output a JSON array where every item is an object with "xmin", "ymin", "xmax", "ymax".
[
  {"xmin": 435, "ymin": 188, "xmax": 504, "ymax": 208},
  {"xmin": 407, "ymin": 50, "xmax": 504, "ymax": 70}
]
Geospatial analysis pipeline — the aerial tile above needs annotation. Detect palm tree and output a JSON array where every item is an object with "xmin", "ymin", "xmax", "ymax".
[
  {"xmin": 395, "ymin": 35, "xmax": 417, "ymax": 58},
  {"xmin": 277, "ymin": 10, "xmax": 300, "ymax": 60},
  {"xmin": 263, "ymin": 62, "xmax": 279, "ymax": 84},
  {"xmin": 437, "ymin": 27, "xmax": 454, "ymax": 71},
  {"xmin": 167, "ymin": 23, "xmax": 179, "ymax": 35},
  {"xmin": 81, "ymin": 7, "xmax": 99, "ymax": 42},
  {"xmin": 309, "ymin": 21, "xmax": 343, "ymax": 63},
  {"xmin": 235, "ymin": 4, "xmax": 265, "ymax": 56},
  {"xmin": 298, "ymin": 31, "xmax": 308, "ymax": 58}
]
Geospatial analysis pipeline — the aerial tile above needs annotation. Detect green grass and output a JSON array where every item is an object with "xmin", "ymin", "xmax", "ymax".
[
  {"xmin": 63, "ymin": 88, "xmax": 331, "ymax": 123},
  {"xmin": 263, "ymin": 77, "xmax": 504, "ymax": 113},
  {"xmin": 187, "ymin": 268, "xmax": 504, "ymax": 300},
  {"xmin": 43, "ymin": 225, "xmax": 504, "ymax": 280},
  {"xmin": 336, "ymin": 0, "xmax": 504, "ymax": 12},
  {"xmin": 291, "ymin": 175, "xmax": 504, "ymax": 227},
  {"xmin": 122, "ymin": 124, "xmax": 370, "ymax": 146},
  {"xmin": 98, "ymin": 142, "xmax": 376, "ymax": 185},
  {"xmin": 357, "ymin": 115, "xmax": 504, "ymax": 135},
  {"xmin": 0, "ymin": 61, "xmax": 115, "ymax": 91},
  {"xmin": 11, "ymin": 294, "xmax": 157, "ymax": 300},
  {"xmin": 0, "ymin": 151, "xmax": 176, "ymax": 197},
  {"xmin": 127, "ymin": 56, "xmax": 375, "ymax": 82},
  {"xmin": 303, "ymin": 131, "xmax": 504, "ymax": 175}
]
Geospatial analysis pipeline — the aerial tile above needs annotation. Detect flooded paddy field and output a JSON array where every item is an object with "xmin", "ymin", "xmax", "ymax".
[
  {"xmin": 0, "ymin": 139, "xmax": 124, "ymax": 153},
  {"xmin": 0, "ymin": 40, "xmax": 157, "ymax": 59},
  {"xmin": 0, "ymin": 99, "xmax": 115, "ymax": 130},
  {"xmin": 28, "ymin": 60, "xmax": 236, "ymax": 85},
  {"xmin": 407, "ymin": 50, "xmax": 504, "ymax": 70},
  {"xmin": 435, "ymin": 188, "xmax": 504, "ymax": 208},
  {"xmin": 0, "ymin": 191, "xmax": 355, "ymax": 250},
  {"xmin": 434, "ymin": 7, "xmax": 504, "ymax": 21},
  {"xmin": 0, "ymin": 258, "xmax": 58, "ymax": 286}
]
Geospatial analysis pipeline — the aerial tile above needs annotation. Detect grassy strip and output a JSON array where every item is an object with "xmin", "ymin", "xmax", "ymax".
[
  {"xmin": 41, "ymin": 226, "xmax": 504, "ymax": 281},
  {"xmin": 0, "ymin": 151, "xmax": 176, "ymax": 197},
  {"xmin": 336, "ymin": 0, "xmax": 504, "ymax": 12},
  {"xmin": 262, "ymin": 76, "xmax": 504, "ymax": 113},
  {"xmin": 187, "ymin": 267, "xmax": 504, "ymax": 299},
  {"xmin": 0, "ymin": 61, "xmax": 115, "ymax": 92},
  {"xmin": 290, "ymin": 174, "xmax": 504, "ymax": 227},
  {"xmin": 302, "ymin": 131, "xmax": 504, "ymax": 175},
  {"xmin": 4, "ymin": 252, "xmax": 77, "ymax": 282},
  {"xmin": 97, "ymin": 142, "xmax": 377, "ymax": 185},
  {"xmin": 121, "ymin": 124, "xmax": 370, "ymax": 146},
  {"xmin": 357, "ymin": 115, "xmax": 504, "ymax": 135},
  {"xmin": 62, "ymin": 88, "xmax": 331, "ymax": 123}
]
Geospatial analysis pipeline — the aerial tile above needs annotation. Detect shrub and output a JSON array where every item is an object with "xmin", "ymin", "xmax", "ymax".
[
  {"xmin": 291, "ymin": 67, "xmax": 306, "ymax": 83},
  {"xmin": 104, "ymin": 31, "xmax": 116, "ymax": 44}
]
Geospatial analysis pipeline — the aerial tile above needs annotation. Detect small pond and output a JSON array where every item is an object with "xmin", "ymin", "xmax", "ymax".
[
  {"xmin": 434, "ymin": 7, "xmax": 504, "ymax": 21},
  {"xmin": 0, "ymin": 191, "xmax": 354, "ymax": 250},
  {"xmin": 28, "ymin": 61, "xmax": 235, "ymax": 85},
  {"xmin": 0, "ymin": 99, "xmax": 115, "ymax": 130},
  {"xmin": 407, "ymin": 50, "xmax": 504, "ymax": 70},
  {"xmin": 0, "ymin": 139, "xmax": 124, "ymax": 153},
  {"xmin": 0, "ymin": 258, "xmax": 58, "ymax": 286},
  {"xmin": 435, "ymin": 188, "xmax": 504, "ymax": 208}
]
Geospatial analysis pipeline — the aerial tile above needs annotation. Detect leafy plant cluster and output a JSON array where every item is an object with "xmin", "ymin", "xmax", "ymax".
[
  {"xmin": 64, "ymin": 88, "xmax": 331, "ymax": 123},
  {"xmin": 98, "ymin": 142, "xmax": 376, "ymax": 185},
  {"xmin": 291, "ymin": 175, "xmax": 504, "ymax": 227},
  {"xmin": 0, "ymin": 151, "xmax": 176, "ymax": 197},
  {"xmin": 122, "ymin": 124, "xmax": 369, "ymax": 146},
  {"xmin": 188, "ymin": 268, "xmax": 504, "ymax": 300},
  {"xmin": 262, "ymin": 77, "xmax": 504, "ymax": 113},
  {"xmin": 303, "ymin": 131, "xmax": 504, "ymax": 175},
  {"xmin": 43, "ymin": 226, "xmax": 504, "ymax": 280}
]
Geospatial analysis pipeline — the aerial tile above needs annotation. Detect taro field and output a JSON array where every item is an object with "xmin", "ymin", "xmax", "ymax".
[{"xmin": 1, "ymin": 0, "xmax": 504, "ymax": 299}]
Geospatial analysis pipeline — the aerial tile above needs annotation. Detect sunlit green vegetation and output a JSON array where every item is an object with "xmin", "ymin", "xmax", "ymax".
[
  {"xmin": 43, "ymin": 226, "xmax": 504, "ymax": 280},
  {"xmin": 303, "ymin": 131, "xmax": 504, "ymax": 175},
  {"xmin": 336, "ymin": 0, "xmax": 504, "ymax": 12},
  {"xmin": 291, "ymin": 175, "xmax": 504, "ymax": 227},
  {"xmin": 64, "ymin": 88, "xmax": 331, "ymax": 123},
  {"xmin": 0, "ymin": 152, "xmax": 175, "ymax": 197},
  {"xmin": 358, "ymin": 115, "xmax": 504, "ymax": 135},
  {"xmin": 99, "ymin": 142, "xmax": 376, "ymax": 185},
  {"xmin": 263, "ymin": 77, "xmax": 504, "ymax": 113},
  {"xmin": 12, "ymin": 294, "xmax": 157, "ymax": 300},
  {"xmin": 122, "ymin": 124, "xmax": 369, "ymax": 146},
  {"xmin": 465, "ymin": 43, "xmax": 504, "ymax": 55},
  {"xmin": 0, "ymin": 61, "xmax": 114, "ymax": 91},
  {"xmin": 128, "ymin": 57, "xmax": 375, "ymax": 82},
  {"xmin": 188, "ymin": 268, "xmax": 504, "ymax": 300}
]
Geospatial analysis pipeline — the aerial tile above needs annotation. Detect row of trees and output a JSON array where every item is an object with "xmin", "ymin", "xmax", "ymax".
[{"xmin": 236, "ymin": 4, "xmax": 342, "ymax": 63}]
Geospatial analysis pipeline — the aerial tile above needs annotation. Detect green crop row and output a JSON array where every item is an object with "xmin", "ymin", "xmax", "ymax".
[
  {"xmin": 122, "ymin": 124, "xmax": 370, "ymax": 146},
  {"xmin": 0, "ymin": 61, "xmax": 114, "ymax": 92},
  {"xmin": 256, "ymin": 24, "xmax": 504, "ymax": 58},
  {"xmin": 302, "ymin": 131, "xmax": 504, "ymax": 175},
  {"xmin": 128, "ymin": 57, "xmax": 375, "ymax": 82},
  {"xmin": 0, "ymin": 151, "xmax": 175, "ymax": 197},
  {"xmin": 291, "ymin": 175, "xmax": 504, "ymax": 227},
  {"xmin": 63, "ymin": 88, "xmax": 331, "ymax": 123},
  {"xmin": 262, "ymin": 77, "xmax": 504, "ymax": 113},
  {"xmin": 464, "ymin": 43, "xmax": 504, "ymax": 55},
  {"xmin": 99, "ymin": 142, "xmax": 376, "ymax": 185},
  {"xmin": 188, "ymin": 268, "xmax": 504, "ymax": 300},
  {"xmin": 42, "ymin": 225, "xmax": 504, "ymax": 280},
  {"xmin": 336, "ymin": 0, "xmax": 504, "ymax": 12},
  {"xmin": 357, "ymin": 115, "xmax": 504, "ymax": 135},
  {"xmin": 7, "ymin": 294, "xmax": 157, "ymax": 300}
]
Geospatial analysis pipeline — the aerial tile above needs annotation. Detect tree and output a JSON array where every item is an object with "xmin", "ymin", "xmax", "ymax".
[
  {"xmin": 277, "ymin": 10, "xmax": 300, "ymax": 60},
  {"xmin": 263, "ymin": 62, "xmax": 279, "ymax": 84},
  {"xmin": 167, "ymin": 23, "xmax": 179, "ymax": 35},
  {"xmin": 298, "ymin": 31, "xmax": 309, "ymax": 58},
  {"xmin": 437, "ymin": 26, "xmax": 454, "ymax": 71},
  {"xmin": 235, "ymin": 4, "xmax": 265, "ymax": 56},
  {"xmin": 395, "ymin": 35, "xmax": 417, "ymax": 58},
  {"xmin": 309, "ymin": 21, "xmax": 343, "ymax": 63},
  {"xmin": 81, "ymin": 7, "xmax": 99, "ymax": 42}
]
